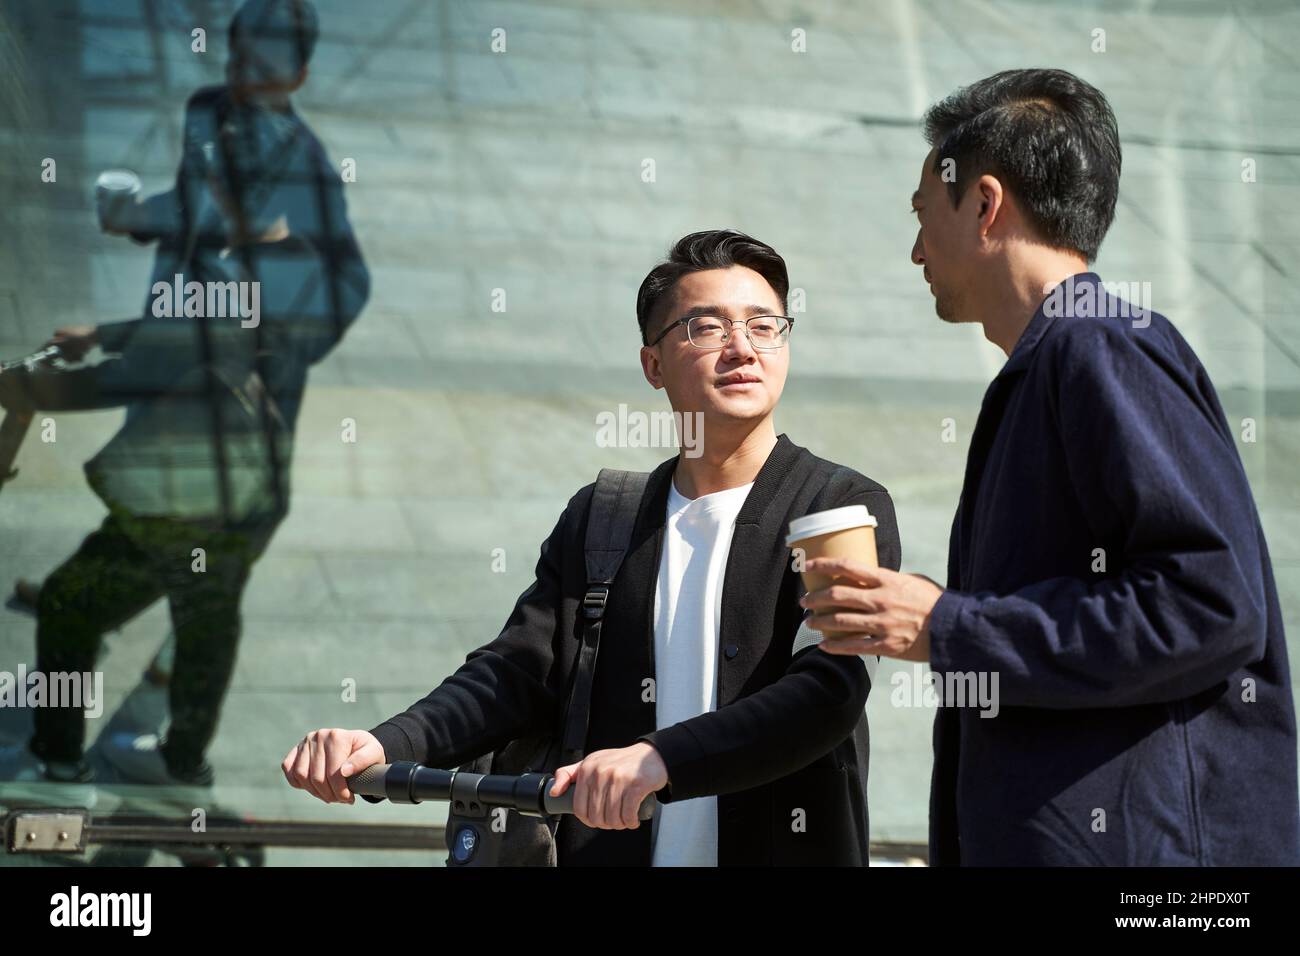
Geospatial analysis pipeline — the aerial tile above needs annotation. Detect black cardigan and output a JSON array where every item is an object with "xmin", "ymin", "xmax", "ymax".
[{"xmin": 368, "ymin": 433, "xmax": 902, "ymax": 865}]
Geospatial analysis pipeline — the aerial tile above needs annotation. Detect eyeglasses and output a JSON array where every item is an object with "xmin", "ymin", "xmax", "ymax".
[{"xmin": 647, "ymin": 314, "xmax": 794, "ymax": 350}]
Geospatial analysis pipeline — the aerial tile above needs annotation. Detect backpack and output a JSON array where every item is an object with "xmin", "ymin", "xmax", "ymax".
[{"xmin": 445, "ymin": 467, "xmax": 650, "ymax": 866}]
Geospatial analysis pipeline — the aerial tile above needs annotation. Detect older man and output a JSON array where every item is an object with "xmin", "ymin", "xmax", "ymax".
[{"xmin": 803, "ymin": 68, "xmax": 1299, "ymax": 866}]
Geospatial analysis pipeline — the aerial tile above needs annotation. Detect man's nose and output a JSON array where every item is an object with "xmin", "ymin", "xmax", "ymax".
[
  {"xmin": 721, "ymin": 321, "xmax": 758, "ymax": 361},
  {"xmin": 911, "ymin": 229, "xmax": 925, "ymax": 266}
]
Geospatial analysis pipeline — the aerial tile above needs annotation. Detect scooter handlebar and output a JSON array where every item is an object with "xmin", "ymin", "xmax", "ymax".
[{"xmin": 348, "ymin": 762, "xmax": 655, "ymax": 821}]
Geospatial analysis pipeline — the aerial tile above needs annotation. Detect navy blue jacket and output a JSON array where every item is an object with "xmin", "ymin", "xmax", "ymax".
[{"xmin": 927, "ymin": 272, "xmax": 1299, "ymax": 865}]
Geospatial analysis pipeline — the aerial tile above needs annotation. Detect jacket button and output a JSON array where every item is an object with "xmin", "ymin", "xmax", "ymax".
[{"xmin": 724, "ymin": 644, "xmax": 739, "ymax": 660}]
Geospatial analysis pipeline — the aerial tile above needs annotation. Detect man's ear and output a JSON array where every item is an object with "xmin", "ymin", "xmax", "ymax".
[
  {"xmin": 287, "ymin": 66, "xmax": 309, "ymax": 93},
  {"xmin": 975, "ymin": 174, "xmax": 1005, "ymax": 240},
  {"xmin": 640, "ymin": 345, "xmax": 664, "ymax": 390}
]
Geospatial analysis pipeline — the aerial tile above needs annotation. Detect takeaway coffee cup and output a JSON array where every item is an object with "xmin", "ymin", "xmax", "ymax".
[
  {"xmin": 786, "ymin": 505, "xmax": 879, "ymax": 595},
  {"xmin": 94, "ymin": 169, "xmax": 142, "ymax": 233}
]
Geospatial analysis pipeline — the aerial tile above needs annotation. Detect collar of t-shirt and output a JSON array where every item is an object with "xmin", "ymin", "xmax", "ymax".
[{"xmin": 666, "ymin": 474, "xmax": 755, "ymax": 518}]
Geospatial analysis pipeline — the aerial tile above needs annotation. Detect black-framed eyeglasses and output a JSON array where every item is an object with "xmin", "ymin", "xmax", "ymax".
[{"xmin": 647, "ymin": 314, "xmax": 794, "ymax": 350}]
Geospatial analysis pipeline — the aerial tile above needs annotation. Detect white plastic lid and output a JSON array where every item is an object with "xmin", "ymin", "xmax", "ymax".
[
  {"xmin": 95, "ymin": 169, "xmax": 141, "ymax": 193},
  {"xmin": 786, "ymin": 505, "xmax": 876, "ymax": 547}
]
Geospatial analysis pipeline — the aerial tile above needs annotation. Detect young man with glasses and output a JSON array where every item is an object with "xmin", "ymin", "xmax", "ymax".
[{"xmin": 284, "ymin": 229, "xmax": 901, "ymax": 865}]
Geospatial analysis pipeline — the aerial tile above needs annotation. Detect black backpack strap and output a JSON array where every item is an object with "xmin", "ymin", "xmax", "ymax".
[{"xmin": 558, "ymin": 468, "xmax": 650, "ymax": 765}]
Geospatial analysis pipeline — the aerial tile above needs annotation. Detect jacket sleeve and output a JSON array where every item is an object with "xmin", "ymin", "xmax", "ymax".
[
  {"xmin": 125, "ymin": 188, "xmax": 183, "ymax": 245},
  {"xmin": 95, "ymin": 319, "xmax": 144, "ymax": 354},
  {"xmin": 928, "ymin": 322, "xmax": 1268, "ymax": 709},
  {"xmin": 363, "ymin": 490, "xmax": 583, "ymax": 794},
  {"xmin": 635, "ymin": 481, "xmax": 900, "ymax": 803}
]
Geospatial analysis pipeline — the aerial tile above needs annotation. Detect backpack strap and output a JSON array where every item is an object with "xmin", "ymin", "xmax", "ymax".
[{"xmin": 557, "ymin": 468, "xmax": 650, "ymax": 765}]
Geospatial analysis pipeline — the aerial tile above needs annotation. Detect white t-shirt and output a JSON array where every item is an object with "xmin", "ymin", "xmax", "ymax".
[{"xmin": 649, "ymin": 474, "xmax": 754, "ymax": 867}]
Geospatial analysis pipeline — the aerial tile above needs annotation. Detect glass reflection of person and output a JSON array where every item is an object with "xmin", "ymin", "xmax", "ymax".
[{"xmin": 0, "ymin": 0, "xmax": 368, "ymax": 789}]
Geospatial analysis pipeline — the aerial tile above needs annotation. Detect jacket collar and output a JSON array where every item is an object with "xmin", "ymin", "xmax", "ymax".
[
  {"xmin": 998, "ymin": 271, "xmax": 1100, "ymax": 378},
  {"xmin": 639, "ymin": 432, "xmax": 804, "ymax": 532}
]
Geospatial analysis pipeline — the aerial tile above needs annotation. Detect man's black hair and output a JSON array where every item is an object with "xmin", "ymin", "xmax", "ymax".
[
  {"xmin": 636, "ymin": 229, "xmax": 789, "ymax": 345},
  {"xmin": 229, "ymin": 0, "xmax": 320, "ymax": 84},
  {"xmin": 923, "ymin": 68, "xmax": 1121, "ymax": 262}
]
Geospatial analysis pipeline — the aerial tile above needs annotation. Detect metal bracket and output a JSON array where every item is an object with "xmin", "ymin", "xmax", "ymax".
[
  {"xmin": 7, "ymin": 810, "xmax": 88, "ymax": 854},
  {"xmin": 447, "ymin": 770, "xmax": 489, "ymax": 820}
]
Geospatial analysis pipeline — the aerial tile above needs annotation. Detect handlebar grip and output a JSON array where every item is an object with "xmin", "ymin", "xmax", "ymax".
[
  {"xmin": 347, "ymin": 762, "xmax": 390, "ymax": 798},
  {"xmin": 543, "ymin": 784, "xmax": 656, "ymax": 821}
]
